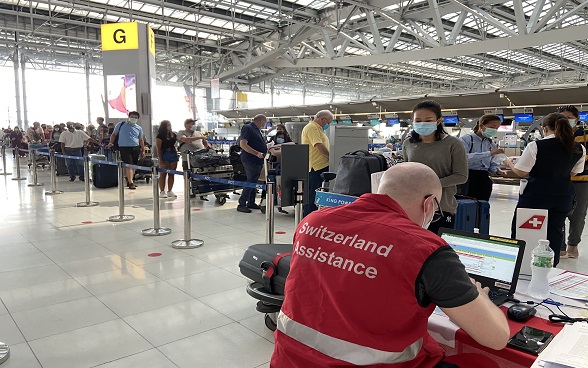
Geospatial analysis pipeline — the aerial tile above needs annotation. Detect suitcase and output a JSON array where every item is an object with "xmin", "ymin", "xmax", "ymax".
[
  {"xmin": 333, "ymin": 150, "xmax": 388, "ymax": 197},
  {"xmin": 239, "ymin": 244, "xmax": 293, "ymax": 295},
  {"xmin": 454, "ymin": 197, "xmax": 490, "ymax": 234},
  {"xmin": 55, "ymin": 156, "xmax": 69, "ymax": 176},
  {"xmin": 92, "ymin": 164, "xmax": 118, "ymax": 188}
]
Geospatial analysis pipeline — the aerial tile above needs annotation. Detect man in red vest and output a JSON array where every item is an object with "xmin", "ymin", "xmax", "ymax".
[{"xmin": 271, "ymin": 162, "xmax": 510, "ymax": 368}]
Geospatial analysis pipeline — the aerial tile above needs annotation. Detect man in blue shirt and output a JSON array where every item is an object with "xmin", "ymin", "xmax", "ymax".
[
  {"xmin": 237, "ymin": 114, "xmax": 267, "ymax": 213},
  {"xmin": 108, "ymin": 111, "xmax": 146, "ymax": 190}
]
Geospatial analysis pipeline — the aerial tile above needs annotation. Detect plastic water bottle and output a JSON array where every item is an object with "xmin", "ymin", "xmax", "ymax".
[{"xmin": 527, "ymin": 239, "xmax": 554, "ymax": 299}]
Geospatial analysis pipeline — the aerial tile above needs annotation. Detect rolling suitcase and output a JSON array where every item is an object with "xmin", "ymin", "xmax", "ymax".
[
  {"xmin": 454, "ymin": 197, "xmax": 490, "ymax": 234},
  {"xmin": 239, "ymin": 243, "xmax": 293, "ymax": 295},
  {"xmin": 55, "ymin": 156, "xmax": 69, "ymax": 176},
  {"xmin": 92, "ymin": 164, "xmax": 118, "ymax": 188}
]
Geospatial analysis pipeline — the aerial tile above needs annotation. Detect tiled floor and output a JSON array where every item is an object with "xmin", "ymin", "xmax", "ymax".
[{"xmin": 0, "ymin": 155, "xmax": 586, "ymax": 367}]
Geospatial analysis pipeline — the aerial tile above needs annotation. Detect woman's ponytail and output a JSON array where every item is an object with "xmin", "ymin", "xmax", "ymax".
[{"xmin": 543, "ymin": 113, "xmax": 578, "ymax": 156}]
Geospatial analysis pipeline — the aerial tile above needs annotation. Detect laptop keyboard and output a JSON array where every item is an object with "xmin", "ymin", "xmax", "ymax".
[{"xmin": 488, "ymin": 289, "xmax": 507, "ymax": 303}]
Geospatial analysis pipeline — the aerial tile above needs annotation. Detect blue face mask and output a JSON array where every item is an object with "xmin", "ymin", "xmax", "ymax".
[
  {"xmin": 413, "ymin": 122, "xmax": 437, "ymax": 136},
  {"xmin": 276, "ymin": 138, "xmax": 285, "ymax": 144},
  {"xmin": 322, "ymin": 124, "xmax": 330, "ymax": 131}
]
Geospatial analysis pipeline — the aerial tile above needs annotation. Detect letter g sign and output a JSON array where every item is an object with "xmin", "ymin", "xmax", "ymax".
[
  {"xmin": 113, "ymin": 29, "xmax": 126, "ymax": 44},
  {"xmin": 101, "ymin": 22, "xmax": 139, "ymax": 51}
]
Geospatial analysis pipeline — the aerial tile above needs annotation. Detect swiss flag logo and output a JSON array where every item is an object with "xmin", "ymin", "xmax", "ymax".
[{"xmin": 519, "ymin": 215, "xmax": 546, "ymax": 229}]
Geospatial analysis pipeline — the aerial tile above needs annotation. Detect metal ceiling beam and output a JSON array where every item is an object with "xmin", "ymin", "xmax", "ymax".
[
  {"xmin": 427, "ymin": 0, "xmax": 447, "ymax": 45},
  {"xmin": 530, "ymin": 0, "xmax": 567, "ymax": 33},
  {"xmin": 543, "ymin": 0, "xmax": 588, "ymax": 31},
  {"xmin": 512, "ymin": 0, "xmax": 527, "ymax": 35}
]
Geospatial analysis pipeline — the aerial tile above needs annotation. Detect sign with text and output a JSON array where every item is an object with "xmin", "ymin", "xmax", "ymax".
[
  {"xmin": 516, "ymin": 208, "xmax": 548, "ymax": 276},
  {"xmin": 315, "ymin": 191, "xmax": 357, "ymax": 208},
  {"xmin": 148, "ymin": 26, "xmax": 155, "ymax": 56},
  {"xmin": 101, "ymin": 22, "xmax": 139, "ymax": 51}
]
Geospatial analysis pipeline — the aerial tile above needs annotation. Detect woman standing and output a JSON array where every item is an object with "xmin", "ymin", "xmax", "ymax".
[
  {"xmin": 10, "ymin": 127, "xmax": 26, "ymax": 158},
  {"xmin": 155, "ymin": 120, "xmax": 179, "ymax": 198},
  {"xmin": 505, "ymin": 113, "xmax": 585, "ymax": 266},
  {"xmin": 403, "ymin": 100, "xmax": 468, "ymax": 234},
  {"xmin": 459, "ymin": 114, "xmax": 507, "ymax": 201}
]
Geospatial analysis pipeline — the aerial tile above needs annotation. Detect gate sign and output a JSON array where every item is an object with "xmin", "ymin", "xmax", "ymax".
[
  {"xmin": 148, "ymin": 26, "xmax": 156, "ymax": 56},
  {"xmin": 515, "ymin": 208, "xmax": 548, "ymax": 277},
  {"xmin": 101, "ymin": 22, "xmax": 139, "ymax": 51}
]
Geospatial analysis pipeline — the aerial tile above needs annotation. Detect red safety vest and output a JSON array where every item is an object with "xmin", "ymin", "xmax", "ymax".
[{"xmin": 271, "ymin": 193, "xmax": 447, "ymax": 368}]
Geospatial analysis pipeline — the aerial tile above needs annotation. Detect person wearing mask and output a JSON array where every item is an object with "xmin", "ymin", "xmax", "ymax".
[
  {"xmin": 178, "ymin": 118, "xmax": 212, "ymax": 170},
  {"xmin": 44, "ymin": 125, "xmax": 52, "ymax": 141},
  {"xmin": 108, "ymin": 111, "xmax": 146, "ymax": 190},
  {"xmin": 459, "ymin": 114, "xmax": 507, "ymax": 201},
  {"xmin": 26, "ymin": 122, "xmax": 45, "ymax": 143},
  {"xmin": 59, "ymin": 124, "xmax": 90, "ymax": 181},
  {"xmin": 276, "ymin": 124, "xmax": 292, "ymax": 143},
  {"xmin": 504, "ymin": 113, "xmax": 586, "ymax": 266},
  {"xmin": 51, "ymin": 125, "xmax": 62, "ymax": 142},
  {"xmin": 155, "ymin": 120, "xmax": 179, "ymax": 198},
  {"xmin": 237, "ymin": 114, "xmax": 268, "ymax": 213},
  {"xmin": 10, "ymin": 127, "xmax": 26, "ymax": 158},
  {"xmin": 557, "ymin": 106, "xmax": 588, "ymax": 259},
  {"xmin": 271, "ymin": 162, "xmax": 510, "ymax": 368},
  {"xmin": 403, "ymin": 101, "xmax": 468, "ymax": 234},
  {"xmin": 302, "ymin": 110, "xmax": 333, "ymax": 217}
]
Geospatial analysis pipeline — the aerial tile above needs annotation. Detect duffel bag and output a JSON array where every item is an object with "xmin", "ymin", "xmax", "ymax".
[{"xmin": 332, "ymin": 150, "xmax": 387, "ymax": 197}]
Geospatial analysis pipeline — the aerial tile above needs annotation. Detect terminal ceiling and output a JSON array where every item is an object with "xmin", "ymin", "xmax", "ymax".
[{"xmin": 0, "ymin": 0, "xmax": 587, "ymax": 101}]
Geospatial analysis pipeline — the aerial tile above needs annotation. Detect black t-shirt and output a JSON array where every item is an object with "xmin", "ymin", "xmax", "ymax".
[
  {"xmin": 416, "ymin": 246, "xmax": 479, "ymax": 308},
  {"xmin": 240, "ymin": 123, "xmax": 267, "ymax": 164},
  {"xmin": 157, "ymin": 132, "xmax": 177, "ymax": 152}
]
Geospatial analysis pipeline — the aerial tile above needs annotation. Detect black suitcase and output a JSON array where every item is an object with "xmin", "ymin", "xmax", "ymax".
[
  {"xmin": 239, "ymin": 243, "xmax": 293, "ymax": 295},
  {"xmin": 93, "ymin": 164, "xmax": 118, "ymax": 188},
  {"xmin": 55, "ymin": 156, "xmax": 70, "ymax": 176},
  {"xmin": 332, "ymin": 150, "xmax": 388, "ymax": 197}
]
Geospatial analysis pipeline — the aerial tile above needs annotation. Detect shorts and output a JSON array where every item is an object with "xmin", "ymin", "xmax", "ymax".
[
  {"xmin": 119, "ymin": 146, "xmax": 141, "ymax": 165},
  {"xmin": 161, "ymin": 150, "xmax": 179, "ymax": 163}
]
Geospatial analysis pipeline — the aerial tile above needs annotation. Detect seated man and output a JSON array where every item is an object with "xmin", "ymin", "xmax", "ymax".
[{"xmin": 271, "ymin": 162, "xmax": 510, "ymax": 368}]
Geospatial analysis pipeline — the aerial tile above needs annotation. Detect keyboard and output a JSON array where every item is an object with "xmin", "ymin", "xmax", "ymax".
[{"xmin": 488, "ymin": 289, "xmax": 509, "ymax": 306}]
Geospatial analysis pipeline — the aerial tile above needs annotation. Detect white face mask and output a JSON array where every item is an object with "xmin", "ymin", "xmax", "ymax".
[{"xmin": 421, "ymin": 199, "xmax": 434, "ymax": 229}]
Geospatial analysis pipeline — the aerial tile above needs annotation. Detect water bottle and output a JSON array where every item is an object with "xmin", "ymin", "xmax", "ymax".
[{"xmin": 527, "ymin": 239, "xmax": 554, "ymax": 299}]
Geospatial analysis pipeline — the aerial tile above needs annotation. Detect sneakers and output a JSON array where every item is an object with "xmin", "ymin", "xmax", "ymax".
[
  {"xmin": 560, "ymin": 250, "xmax": 569, "ymax": 259},
  {"xmin": 247, "ymin": 203, "xmax": 261, "ymax": 210},
  {"xmin": 167, "ymin": 191, "xmax": 177, "ymax": 197},
  {"xmin": 159, "ymin": 191, "xmax": 168, "ymax": 198},
  {"xmin": 568, "ymin": 245, "xmax": 579, "ymax": 259},
  {"xmin": 128, "ymin": 182, "xmax": 137, "ymax": 190},
  {"xmin": 69, "ymin": 177, "xmax": 75, "ymax": 182},
  {"xmin": 237, "ymin": 206, "xmax": 252, "ymax": 213}
]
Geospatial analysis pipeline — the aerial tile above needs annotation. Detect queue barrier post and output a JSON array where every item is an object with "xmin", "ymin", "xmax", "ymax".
[
  {"xmin": 294, "ymin": 179, "xmax": 304, "ymax": 226},
  {"xmin": 171, "ymin": 170, "xmax": 204, "ymax": 249},
  {"xmin": 0, "ymin": 342, "xmax": 9, "ymax": 365},
  {"xmin": 76, "ymin": 154, "xmax": 99, "ymax": 207},
  {"xmin": 11, "ymin": 147, "xmax": 25, "ymax": 181},
  {"xmin": 0, "ymin": 145, "xmax": 11, "ymax": 176},
  {"xmin": 27, "ymin": 148, "xmax": 44, "ymax": 186},
  {"xmin": 108, "ymin": 160, "xmax": 135, "ymax": 222},
  {"xmin": 45, "ymin": 149, "xmax": 63, "ymax": 195},
  {"xmin": 142, "ymin": 158, "xmax": 171, "ymax": 236},
  {"xmin": 265, "ymin": 181, "xmax": 275, "ymax": 244}
]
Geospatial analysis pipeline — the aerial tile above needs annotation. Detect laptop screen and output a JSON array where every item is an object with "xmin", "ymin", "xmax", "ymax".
[{"xmin": 440, "ymin": 230, "xmax": 525, "ymax": 292}]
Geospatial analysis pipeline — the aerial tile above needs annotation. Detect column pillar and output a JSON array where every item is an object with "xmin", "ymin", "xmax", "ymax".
[
  {"xmin": 13, "ymin": 34, "xmax": 22, "ymax": 129},
  {"xmin": 21, "ymin": 54, "xmax": 28, "ymax": 129}
]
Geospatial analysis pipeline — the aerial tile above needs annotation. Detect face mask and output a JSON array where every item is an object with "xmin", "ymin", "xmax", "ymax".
[
  {"xmin": 128, "ymin": 118, "xmax": 138, "ymax": 124},
  {"xmin": 190, "ymin": 125, "xmax": 198, "ymax": 132},
  {"xmin": 482, "ymin": 127, "xmax": 498, "ymax": 138},
  {"xmin": 276, "ymin": 138, "xmax": 285, "ymax": 144},
  {"xmin": 413, "ymin": 122, "xmax": 437, "ymax": 136},
  {"xmin": 569, "ymin": 119, "xmax": 577, "ymax": 127},
  {"xmin": 421, "ymin": 199, "xmax": 433, "ymax": 229},
  {"xmin": 322, "ymin": 124, "xmax": 330, "ymax": 131}
]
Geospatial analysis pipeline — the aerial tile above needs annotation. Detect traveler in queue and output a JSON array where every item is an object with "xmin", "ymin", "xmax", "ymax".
[
  {"xmin": 302, "ymin": 110, "xmax": 333, "ymax": 217},
  {"xmin": 237, "ymin": 114, "xmax": 268, "ymax": 213},
  {"xmin": 108, "ymin": 111, "xmax": 146, "ymax": 190},
  {"xmin": 557, "ymin": 105, "xmax": 588, "ymax": 259},
  {"xmin": 155, "ymin": 120, "xmax": 178, "ymax": 199},
  {"xmin": 403, "ymin": 100, "xmax": 468, "ymax": 234},
  {"xmin": 504, "ymin": 113, "xmax": 586, "ymax": 266},
  {"xmin": 271, "ymin": 162, "xmax": 509, "ymax": 368},
  {"xmin": 178, "ymin": 118, "xmax": 212, "ymax": 170},
  {"xmin": 459, "ymin": 114, "xmax": 507, "ymax": 201}
]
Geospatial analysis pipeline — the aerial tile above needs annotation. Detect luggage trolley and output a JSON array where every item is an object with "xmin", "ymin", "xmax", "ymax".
[
  {"xmin": 188, "ymin": 150, "xmax": 234, "ymax": 205},
  {"xmin": 27, "ymin": 143, "xmax": 49, "ymax": 169}
]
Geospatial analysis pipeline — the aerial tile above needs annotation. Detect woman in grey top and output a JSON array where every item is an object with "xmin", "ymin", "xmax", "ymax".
[{"xmin": 403, "ymin": 100, "xmax": 468, "ymax": 234}]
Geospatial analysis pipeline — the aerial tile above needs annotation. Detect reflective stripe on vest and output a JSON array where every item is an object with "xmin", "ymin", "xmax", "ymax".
[{"xmin": 277, "ymin": 312, "xmax": 423, "ymax": 365}]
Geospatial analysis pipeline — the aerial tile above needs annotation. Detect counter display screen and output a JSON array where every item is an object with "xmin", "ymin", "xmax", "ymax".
[
  {"xmin": 341, "ymin": 119, "xmax": 353, "ymax": 125},
  {"xmin": 443, "ymin": 116, "xmax": 459, "ymax": 126},
  {"xmin": 386, "ymin": 118, "xmax": 400, "ymax": 126},
  {"xmin": 579, "ymin": 112, "xmax": 588, "ymax": 122},
  {"xmin": 369, "ymin": 119, "xmax": 381, "ymax": 126},
  {"xmin": 514, "ymin": 113, "xmax": 533, "ymax": 123}
]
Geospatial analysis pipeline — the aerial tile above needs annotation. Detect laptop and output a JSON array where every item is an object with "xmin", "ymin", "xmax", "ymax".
[{"xmin": 438, "ymin": 228, "xmax": 526, "ymax": 306}]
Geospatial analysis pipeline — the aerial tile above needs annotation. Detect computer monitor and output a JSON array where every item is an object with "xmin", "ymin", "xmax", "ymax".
[
  {"xmin": 579, "ymin": 112, "xmax": 588, "ymax": 122},
  {"xmin": 443, "ymin": 116, "xmax": 459, "ymax": 126},
  {"xmin": 386, "ymin": 118, "xmax": 400, "ymax": 126},
  {"xmin": 369, "ymin": 119, "xmax": 381, "ymax": 126},
  {"xmin": 341, "ymin": 119, "xmax": 353, "ymax": 125},
  {"xmin": 496, "ymin": 114, "xmax": 504, "ymax": 122},
  {"xmin": 514, "ymin": 113, "xmax": 533, "ymax": 123}
]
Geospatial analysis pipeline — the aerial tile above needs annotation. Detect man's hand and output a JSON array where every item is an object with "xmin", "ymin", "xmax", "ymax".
[
  {"xmin": 490, "ymin": 148, "xmax": 504, "ymax": 155},
  {"xmin": 470, "ymin": 277, "xmax": 490, "ymax": 296},
  {"xmin": 256, "ymin": 152, "xmax": 264, "ymax": 159},
  {"xmin": 140, "ymin": 150, "xmax": 146, "ymax": 158},
  {"xmin": 496, "ymin": 169, "xmax": 507, "ymax": 176}
]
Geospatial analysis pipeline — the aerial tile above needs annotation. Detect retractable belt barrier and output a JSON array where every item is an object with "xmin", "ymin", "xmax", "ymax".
[
  {"xmin": 45, "ymin": 149, "xmax": 63, "ymax": 195},
  {"xmin": 26, "ymin": 148, "xmax": 44, "ymax": 187},
  {"xmin": 12, "ymin": 147, "xmax": 25, "ymax": 181},
  {"xmin": 0, "ymin": 145, "xmax": 12, "ymax": 176},
  {"xmin": 142, "ymin": 158, "xmax": 171, "ymax": 237}
]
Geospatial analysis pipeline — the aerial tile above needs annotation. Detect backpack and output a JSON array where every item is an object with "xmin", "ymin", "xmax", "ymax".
[
  {"xmin": 112, "ymin": 121, "xmax": 126, "ymax": 151},
  {"xmin": 332, "ymin": 150, "xmax": 388, "ymax": 197}
]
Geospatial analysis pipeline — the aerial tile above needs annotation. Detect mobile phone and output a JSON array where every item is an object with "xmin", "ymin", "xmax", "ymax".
[{"xmin": 507, "ymin": 326, "xmax": 554, "ymax": 355}]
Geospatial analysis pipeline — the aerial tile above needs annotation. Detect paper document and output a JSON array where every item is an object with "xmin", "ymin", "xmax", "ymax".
[
  {"xmin": 535, "ymin": 323, "xmax": 588, "ymax": 368},
  {"xmin": 549, "ymin": 271, "xmax": 588, "ymax": 301}
]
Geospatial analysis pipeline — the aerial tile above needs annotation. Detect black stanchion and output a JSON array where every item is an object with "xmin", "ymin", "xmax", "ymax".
[
  {"xmin": 0, "ymin": 145, "xmax": 11, "ymax": 176},
  {"xmin": 171, "ymin": 170, "xmax": 204, "ymax": 249},
  {"xmin": 27, "ymin": 148, "xmax": 43, "ymax": 187},
  {"xmin": 142, "ymin": 158, "xmax": 171, "ymax": 236},
  {"xmin": 45, "ymin": 149, "xmax": 63, "ymax": 195},
  {"xmin": 265, "ymin": 181, "xmax": 275, "ymax": 244},
  {"xmin": 11, "ymin": 147, "xmax": 26, "ymax": 181},
  {"xmin": 76, "ymin": 154, "xmax": 99, "ymax": 207},
  {"xmin": 108, "ymin": 160, "xmax": 135, "ymax": 222},
  {"xmin": 294, "ymin": 179, "xmax": 304, "ymax": 226}
]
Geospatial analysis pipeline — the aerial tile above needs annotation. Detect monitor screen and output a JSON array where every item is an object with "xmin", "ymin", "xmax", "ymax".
[
  {"xmin": 443, "ymin": 116, "xmax": 459, "ymax": 126},
  {"xmin": 341, "ymin": 119, "xmax": 353, "ymax": 125},
  {"xmin": 440, "ymin": 232, "xmax": 520, "ymax": 286},
  {"xmin": 496, "ymin": 114, "xmax": 504, "ymax": 122},
  {"xmin": 386, "ymin": 118, "xmax": 400, "ymax": 126},
  {"xmin": 369, "ymin": 119, "xmax": 381, "ymax": 126},
  {"xmin": 514, "ymin": 113, "xmax": 533, "ymax": 123},
  {"xmin": 579, "ymin": 112, "xmax": 588, "ymax": 122}
]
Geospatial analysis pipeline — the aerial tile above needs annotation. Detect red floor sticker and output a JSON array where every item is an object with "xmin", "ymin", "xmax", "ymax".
[
  {"xmin": 147, "ymin": 253, "xmax": 162, "ymax": 257},
  {"xmin": 192, "ymin": 208, "xmax": 201, "ymax": 211},
  {"xmin": 275, "ymin": 231, "xmax": 286, "ymax": 235},
  {"xmin": 81, "ymin": 221, "xmax": 93, "ymax": 224}
]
